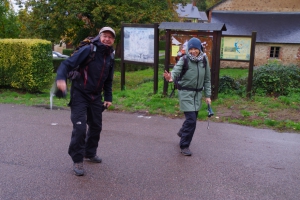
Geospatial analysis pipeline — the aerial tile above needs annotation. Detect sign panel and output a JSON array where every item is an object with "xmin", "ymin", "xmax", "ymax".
[
  {"xmin": 170, "ymin": 35, "xmax": 213, "ymax": 66},
  {"xmin": 220, "ymin": 36, "xmax": 251, "ymax": 61},
  {"xmin": 123, "ymin": 27, "xmax": 155, "ymax": 63}
]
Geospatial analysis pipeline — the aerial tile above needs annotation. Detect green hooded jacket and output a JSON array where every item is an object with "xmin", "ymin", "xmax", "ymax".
[{"xmin": 171, "ymin": 55, "xmax": 211, "ymax": 112}]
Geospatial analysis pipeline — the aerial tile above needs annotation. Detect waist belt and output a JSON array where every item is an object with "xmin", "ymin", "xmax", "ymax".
[{"xmin": 177, "ymin": 85, "xmax": 203, "ymax": 92}]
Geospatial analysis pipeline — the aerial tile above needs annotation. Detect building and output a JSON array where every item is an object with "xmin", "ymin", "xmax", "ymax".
[
  {"xmin": 207, "ymin": 0, "xmax": 300, "ymax": 67},
  {"xmin": 176, "ymin": 2, "xmax": 208, "ymax": 23}
]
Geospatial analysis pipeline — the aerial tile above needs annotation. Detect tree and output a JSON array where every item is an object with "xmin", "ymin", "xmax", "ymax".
[
  {"xmin": 0, "ymin": 0, "xmax": 21, "ymax": 38},
  {"xmin": 17, "ymin": 0, "xmax": 189, "ymax": 46},
  {"xmin": 195, "ymin": 0, "xmax": 222, "ymax": 11}
]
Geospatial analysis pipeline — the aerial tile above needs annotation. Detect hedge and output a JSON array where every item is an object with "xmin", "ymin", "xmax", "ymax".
[{"xmin": 0, "ymin": 39, "xmax": 53, "ymax": 92}]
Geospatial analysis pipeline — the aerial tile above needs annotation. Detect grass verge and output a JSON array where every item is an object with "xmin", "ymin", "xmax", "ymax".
[{"xmin": 0, "ymin": 68, "xmax": 299, "ymax": 133}]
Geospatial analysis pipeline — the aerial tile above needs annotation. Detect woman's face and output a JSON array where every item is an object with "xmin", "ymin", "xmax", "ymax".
[{"xmin": 188, "ymin": 48, "xmax": 200, "ymax": 57}]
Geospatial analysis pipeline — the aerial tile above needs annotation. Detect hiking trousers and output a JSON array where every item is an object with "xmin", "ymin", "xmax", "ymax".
[
  {"xmin": 179, "ymin": 111, "xmax": 198, "ymax": 149},
  {"xmin": 68, "ymin": 89, "xmax": 103, "ymax": 163}
]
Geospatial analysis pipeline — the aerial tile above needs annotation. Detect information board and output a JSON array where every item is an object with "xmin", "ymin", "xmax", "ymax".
[
  {"xmin": 220, "ymin": 36, "xmax": 252, "ymax": 61},
  {"xmin": 123, "ymin": 27, "xmax": 155, "ymax": 63}
]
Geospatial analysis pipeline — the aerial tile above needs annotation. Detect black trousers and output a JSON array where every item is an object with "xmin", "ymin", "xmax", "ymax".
[
  {"xmin": 179, "ymin": 111, "xmax": 198, "ymax": 149},
  {"xmin": 68, "ymin": 89, "xmax": 103, "ymax": 163}
]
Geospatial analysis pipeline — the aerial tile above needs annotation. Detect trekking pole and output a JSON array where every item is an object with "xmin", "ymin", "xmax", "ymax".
[
  {"xmin": 207, "ymin": 103, "xmax": 214, "ymax": 129},
  {"xmin": 169, "ymin": 87, "xmax": 175, "ymax": 98}
]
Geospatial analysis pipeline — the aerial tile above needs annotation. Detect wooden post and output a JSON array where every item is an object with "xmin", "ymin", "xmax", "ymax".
[
  {"xmin": 120, "ymin": 25, "xmax": 125, "ymax": 90},
  {"xmin": 211, "ymin": 31, "xmax": 221, "ymax": 100},
  {"xmin": 246, "ymin": 31, "xmax": 257, "ymax": 98},
  {"xmin": 153, "ymin": 23, "xmax": 159, "ymax": 94},
  {"xmin": 163, "ymin": 29, "xmax": 171, "ymax": 96},
  {"xmin": 213, "ymin": 31, "xmax": 222, "ymax": 100}
]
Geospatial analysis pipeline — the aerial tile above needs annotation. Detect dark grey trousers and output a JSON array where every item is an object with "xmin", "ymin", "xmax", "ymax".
[
  {"xmin": 68, "ymin": 90, "xmax": 102, "ymax": 163},
  {"xmin": 179, "ymin": 111, "xmax": 198, "ymax": 149}
]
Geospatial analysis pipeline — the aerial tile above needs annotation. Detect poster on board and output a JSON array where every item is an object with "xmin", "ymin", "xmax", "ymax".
[
  {"xmin": 170, "ymin": 35, "xmax": 213, "ymax": 66},
  {"xmin": 123, "ymin": 27, "xmax": 155, "ymax": 63},
  {"xmin": 220, "ymin": 36, "xmax": 252, "ymax": 61}
]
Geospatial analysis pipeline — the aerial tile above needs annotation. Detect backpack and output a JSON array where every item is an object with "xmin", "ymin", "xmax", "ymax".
[
  {"xmin": 67, "ymin": 36, "xmax": 99, "ymax": 80},
  {"xmin": 169, "ymin": 55, "xmax": 207, "ymax": 98}
]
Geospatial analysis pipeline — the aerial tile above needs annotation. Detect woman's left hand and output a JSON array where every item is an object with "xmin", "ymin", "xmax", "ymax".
[{"xmin": 205, "ymin": 98, "xmax": 211, "ymax": 105}]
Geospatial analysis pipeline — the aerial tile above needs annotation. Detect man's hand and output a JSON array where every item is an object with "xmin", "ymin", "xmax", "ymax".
[
  {"xmin": 104, "ymin": 101, "xmax": 112, "ymax": 108},
  {"xmin": 56, "ymin": 80, "xmax": 67, "ymax": 92}
]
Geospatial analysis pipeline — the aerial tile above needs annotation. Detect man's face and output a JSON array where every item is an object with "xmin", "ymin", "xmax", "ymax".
[{"xmin": 100, "ymin": 31, "xmax": 115, "ymax": 46}]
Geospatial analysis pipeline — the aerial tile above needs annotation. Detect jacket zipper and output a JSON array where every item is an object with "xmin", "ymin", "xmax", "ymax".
[{"xmin": 194, "ymin": 62, "xmax": 200, "ymax": 110}]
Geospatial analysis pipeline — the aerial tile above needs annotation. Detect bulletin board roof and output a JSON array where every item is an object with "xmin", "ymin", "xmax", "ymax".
[{"xmin": 158, "ymin": 22, "xmax": 227, "ymax": 31}]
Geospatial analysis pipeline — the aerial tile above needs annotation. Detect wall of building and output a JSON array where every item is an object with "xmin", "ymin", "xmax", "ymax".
[
  {"xmin": 220, "ymin": 44, "xmax": 300, "ymax": 68},
  {"xmin": 213, "ymin": 0, "xmax": 300, "ymax": 12}
]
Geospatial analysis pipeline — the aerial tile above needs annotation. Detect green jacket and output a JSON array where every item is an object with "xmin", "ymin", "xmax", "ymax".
[{"xmin": 171, "ymin": 56, "xmax": 211, "ymax": 111}]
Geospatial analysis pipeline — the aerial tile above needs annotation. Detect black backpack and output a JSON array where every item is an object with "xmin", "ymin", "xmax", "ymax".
[
  {"xmin": 67, "ymin": 36, "xmax": 99, "ymax": 80},
  {"xmin": 169, "ymin": 55, "xmax": 207, "ymax": 98}
]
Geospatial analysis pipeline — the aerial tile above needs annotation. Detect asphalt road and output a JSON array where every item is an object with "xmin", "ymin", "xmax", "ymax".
[{"xmin": 0, "ymin": 104, "xmax": 299, "ymax": 200}]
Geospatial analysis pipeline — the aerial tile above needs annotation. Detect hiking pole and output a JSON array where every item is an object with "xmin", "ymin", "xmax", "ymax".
[{"xmin": 207, "ymin": 103, "xmax": 214, "ymax": 129}]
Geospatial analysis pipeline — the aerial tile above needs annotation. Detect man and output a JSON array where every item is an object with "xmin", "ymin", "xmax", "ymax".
[{"xmin": 56, "ymin": 27, "xmax": 115, "ymax": 176}]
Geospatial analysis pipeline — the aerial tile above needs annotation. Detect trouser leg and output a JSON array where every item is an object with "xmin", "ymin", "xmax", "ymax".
[
  {"xmin": 179, "ymin": 111, "xmax": 198, "ymax": 149},
  {"xmin": 85, "ymin": 101, "xmax": 102, "ymax": 158},
  {"xmin": 68, "ymin": 93, "xmax": 88, "ymax": 163}
]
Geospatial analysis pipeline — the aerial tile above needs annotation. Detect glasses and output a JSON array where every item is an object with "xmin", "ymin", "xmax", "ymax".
[
  {"xmin": 101, "ymin": 34, "xmax": 115, "ymax": 40},
  {"xmin": 189, "ymin": 48, "xmax": 199, "ymax": 52}
]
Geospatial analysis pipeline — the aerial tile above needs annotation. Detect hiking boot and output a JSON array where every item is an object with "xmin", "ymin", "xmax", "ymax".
[
  {"xmin": 85, "ymin": 155, "xmax": 102, "ymax": 163},
  {"xmin": 73, "ymin": 162, "xmax": 84, "ymax": 176},
  {"xmin": 177, "ymin": 132, "xmax": 182, "ymax": 137},
  {"xmin": 180, "ymin": 148, "xmax": 192, "ymax": 156}
]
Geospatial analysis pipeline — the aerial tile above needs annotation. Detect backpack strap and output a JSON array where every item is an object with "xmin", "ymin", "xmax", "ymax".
[
  {"xmin": 169, "ymin": 55, "xmax": 188, "ymax": 98},
  {"xmin": 67, "ymin": 44, "xmax": 97, "ymax": 80},
  {"xmin": 179, "ymin": 55, "xmax": 188, "ymax": 78}
]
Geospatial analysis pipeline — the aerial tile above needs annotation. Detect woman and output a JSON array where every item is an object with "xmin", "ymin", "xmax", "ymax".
[{"xmin": 163, "ymin": 37, "xmax": 212, "ymax": 156}]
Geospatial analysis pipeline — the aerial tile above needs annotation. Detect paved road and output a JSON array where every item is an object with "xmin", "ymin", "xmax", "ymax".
[{"xmin": 0, "ymin": 104, "xmax": 299, "ymax": 200}]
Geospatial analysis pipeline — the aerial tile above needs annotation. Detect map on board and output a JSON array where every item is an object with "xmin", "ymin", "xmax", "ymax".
[
  {"xmin": 220, "ymin": 37, "xmax": 252, "ymax": 61},
  {"xmin": 123, "ymin": 27, "xmax": 155, "ymax": 63}
]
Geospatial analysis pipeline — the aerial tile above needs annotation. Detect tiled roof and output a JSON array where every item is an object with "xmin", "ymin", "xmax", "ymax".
[
  {"xmin": 176, "ymin": 3, "xmax": 208, "ymax": 21},
  {"xmin": 211, "ymin": 11, "xmax": 300, "ymax": 44},
  {"xmin": 199, "ymin": 12, "xmax": 208, "ymax": 21},
  {"xmin": 159, "ymin": 22, "xmax": 226, "ymax": 31}
]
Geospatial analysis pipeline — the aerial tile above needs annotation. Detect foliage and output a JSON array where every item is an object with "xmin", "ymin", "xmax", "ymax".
[
  {"xmin": 17, "ymin": 0, "xmax": 186, "ymax": 45},
  {"xmin": 62, "ymin": 49, "xmax": 73, "ymax": 56},
  {"xmin": 53, "ymin": 58, "xmax": 66, "ymax": 73},
  {"xmin": 0, "ymin": 0, "xmax": 21, "ymax": 38},
  {"xmin": 252, "ymin": 63, "xmax": 300, "ymax": 96},
  {"xmin": 195, "ymin": 0, "xmax": 222, "ymax": 10},
  {"xmin": 218, "ymin": 75, "xmax": 241, "ymax": 94},
  {"xmin": 0, "ymin": 39, "xmax": 53, "ymax": 92},
  {"xmin": 159, "ymin": 40, "xmax": 166, "ymax": 50}
]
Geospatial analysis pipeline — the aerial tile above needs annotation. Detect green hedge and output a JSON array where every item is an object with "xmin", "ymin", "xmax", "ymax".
[
  {"xmin": 253, "ymin": 63, "xmax": 300, "ymax": 96},
  {"xmin": 62, "ymin": 49, "xmax": 74, "ymax": 56},
  {"xmin": 159, "ymin": 40, "xmax": 166, "ymax": 50},
  {"xmin": 113, "ymin": 57, "xmax": 165, "ymax": 72},
  {"xmin": 53, "ymin": 58, "xmax": 66, "ymax": 72},
  {"xmin": 0, "ymin": 39, "xmax": 53, "ymax": 92}
]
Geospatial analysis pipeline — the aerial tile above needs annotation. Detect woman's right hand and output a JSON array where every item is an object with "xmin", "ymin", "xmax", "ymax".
[{"xmin": 163, "ymin": 70, "xmax": 173, "ymax": 82}]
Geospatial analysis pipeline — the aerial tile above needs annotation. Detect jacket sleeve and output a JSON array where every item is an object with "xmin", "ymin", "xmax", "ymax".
[
  {"xmin": 102, "ymin": 60, "xmax": 114, "ymax": 102},
  {"xmin": 203, "ymin": 55, "xmax": 212, "ymax": 98},
  {"xmin": 55, "ymin": 46, "xmax": 91, "ymax": 81}
]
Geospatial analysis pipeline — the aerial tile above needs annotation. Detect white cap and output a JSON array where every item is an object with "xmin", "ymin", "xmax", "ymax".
[{"xmin": 99, "ymin": 27, "xmax": 116, "ymax": 38}]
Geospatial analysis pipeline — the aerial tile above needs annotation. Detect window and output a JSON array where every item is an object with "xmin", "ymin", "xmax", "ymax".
[{"xmin": 270, "ymin": 47, "xmax": 280, "ymax": 58}]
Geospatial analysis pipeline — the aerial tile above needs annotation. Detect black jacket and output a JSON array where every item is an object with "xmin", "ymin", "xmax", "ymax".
[{"xmin": 56, "ymin": 39, "xmax": 114, "ymax": 102}]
